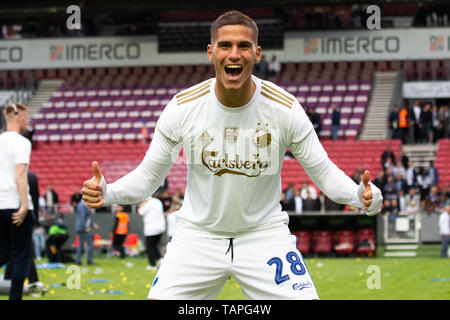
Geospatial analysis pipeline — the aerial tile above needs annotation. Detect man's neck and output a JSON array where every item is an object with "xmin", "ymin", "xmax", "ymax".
[
  {"xmin": 214, "ymin": 78, "xmax": 256, "ymax": 108},
  {"xmin": 6, "ymin": 123, "xmax": 20, "ymax": 133}
]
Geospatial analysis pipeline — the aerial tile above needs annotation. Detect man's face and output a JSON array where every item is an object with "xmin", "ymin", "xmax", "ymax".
[
  {"xmin": 207, "ymin": 24, "xmax": 261, "ymax": 91},
  {"xmin": 17, "ymin": 110, "xmax": 28, "ymax": 133}
]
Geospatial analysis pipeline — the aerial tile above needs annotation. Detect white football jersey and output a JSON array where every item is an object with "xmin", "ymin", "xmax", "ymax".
[{"xmin": 156, "ymin": 75, "xmax": 315, "ymax": 235}]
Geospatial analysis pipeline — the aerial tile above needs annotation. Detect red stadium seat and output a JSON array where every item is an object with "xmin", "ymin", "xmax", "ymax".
[
  {"xmin": 313, "ymin": 231, "xmax": 332, "ymax": 254},
  {"xmin": 334, "ymin": 230, "xmax": 355, "ymax": 255},
  {"xmin": 293, "ymin": 231, "xmax": 311, "ymax": 254},
  {"xmin": 356, "ymin": 228, "xmax": 375, "ymax": 256}
]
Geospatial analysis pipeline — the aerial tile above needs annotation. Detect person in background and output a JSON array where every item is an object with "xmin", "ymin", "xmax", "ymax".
[
  {"xmin": 420, "ymin": 103, "xmax": 433, "ymax": 143},
  {"xmin": 268, "ymin": 54, "xmax": 281, "ymax": 77},
  {"xmin": 431, "ymin": 105, "xmax": 440, "ymax": 143},
  {"xmin": 111, "ymin": 205, "xmax": 129, "ymax": 260},
  {"xmin": 293, "ymin": 189, "xmax": 303, "ymax": 214},
  {"xmin": 381, "ymin": 143, "xmax": 396, "ymax": 169},
  {"xmin": 388, "ymin": 105, "xmax": 400, "ymax": 140},
  {"xmin": 331, "ymin": 104, "xmax": 341, "ymax": 141},
  {"xmin": 256, "ymin": 54, "xmax": 268, "ymax": 79},
  {"xmin": 44, "ymin": 185, "xmax": 59, "ymax": 216},
  {"xmin": 398, "ymin": 105, "xmax": 410, "ymax": 143},
  {"xmin": 0, "ymin": 103, "xmax": 33, "ymax": 300},
  {"xmin": 438, "ymin": 204, "xmax": 449, "ymax": 258},
  {"xmin": 70, "ymin": 189, "xmax": 82, "ymax": 214},
  {"xmin": 410, "ymin": 100, "xmax": 422, "ymax": 143},
  {"xmin": 138, "ymin": 195, "xmax": 166, "ymax": 271},
  {"xmin": 75, "ymin": 200, "xmax": 98, "ymax": 265},
  {"xmin": 405, "ymin": 160, "xmax": 416, "ymax": 191},
  {"xmin": 46, "ymin": 215, "xmax": 69, "ymax": 263},
  {"xmin": 428, "ymin": 161, "xmax": 439, "ymax": 187}
]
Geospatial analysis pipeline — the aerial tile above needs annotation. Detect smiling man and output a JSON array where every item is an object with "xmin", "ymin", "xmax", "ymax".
[{"xmin": 81, "ymin": 10, "xmax": 382, "ymax": 300}]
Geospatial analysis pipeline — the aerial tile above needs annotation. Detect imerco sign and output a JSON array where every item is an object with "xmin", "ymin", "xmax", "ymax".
[
  {"xmin": 285, "ymin": 28, "xmax": 450, "ymax": 62},
  {"xmin": 0, "ymin": 46, "xmax": 23, "ymax": 63},
  {"xmin": 49, "ymin": 42, "xmax": 140, "ymax": 61}
]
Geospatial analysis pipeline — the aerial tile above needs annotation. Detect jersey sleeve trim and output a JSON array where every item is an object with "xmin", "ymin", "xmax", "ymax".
[{"xmin": 176, "ymin": 79, "xmax": 212, "ymax": 104}]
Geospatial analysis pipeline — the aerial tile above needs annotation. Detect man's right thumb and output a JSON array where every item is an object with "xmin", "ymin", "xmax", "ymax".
[{"xmin": 92, "ymin": 161, "xmax": 102, "ymax": 183}]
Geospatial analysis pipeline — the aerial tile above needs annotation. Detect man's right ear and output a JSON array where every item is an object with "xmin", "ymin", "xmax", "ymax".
[{"xmin": 207, "ymin": 44, "xmax": 214, "ymax": 62}]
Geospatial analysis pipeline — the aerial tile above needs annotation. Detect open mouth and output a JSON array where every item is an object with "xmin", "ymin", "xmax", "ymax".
[{"xmin": 225, "ymin": 64, "xmax": 243, "ymax": 77}]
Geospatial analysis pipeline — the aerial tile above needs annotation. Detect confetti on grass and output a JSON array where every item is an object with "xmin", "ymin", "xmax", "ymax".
[{"xmin": 88, "ymin": 279, "xmax": 110, "ymax": 283}]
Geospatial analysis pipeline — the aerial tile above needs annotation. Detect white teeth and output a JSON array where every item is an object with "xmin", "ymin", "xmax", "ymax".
[{"xmin": 226, "ymin": 65, "xmax": 242, "ymax": 69}]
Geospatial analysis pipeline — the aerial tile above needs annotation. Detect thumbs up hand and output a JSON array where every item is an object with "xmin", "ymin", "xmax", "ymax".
[
  {"xmin": 81, "ymin": 161, "xmax": 106, "ymax": 209},
  {"xmin": 358, "ymin": 170, "xmax": 383, "ymax": 216},
  {"xmin": 361, "ymin": 171, "xmax": 372, "ymax": 211}
]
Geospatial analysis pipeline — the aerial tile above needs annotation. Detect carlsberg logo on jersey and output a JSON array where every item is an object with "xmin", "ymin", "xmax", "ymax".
[{"xmin": 197, "ymin": 124, "xmax": 280, "ymax": 177}]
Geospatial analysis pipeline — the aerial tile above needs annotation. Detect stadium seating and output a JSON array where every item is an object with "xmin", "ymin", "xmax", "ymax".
[
  {"xmin": 356, "ymin": 228, "xmax": 375, "ymax": 256},
  {"xmin": 293, "ymin": 231, "xmax": 311, "ymax": 254},
  {"xmin": 312, "ymin": 231, "xmax": 333, "ymax": 254},
  {"xmin": 334, "ymin": 230, "xmax": 355, "ymax": 255}
]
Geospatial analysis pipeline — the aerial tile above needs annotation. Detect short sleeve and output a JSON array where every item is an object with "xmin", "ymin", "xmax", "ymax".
[
  {"xmin": 287, "ymin": 102, "xmax": 314, "ymax": 144},
  {"xmin": 14, "ymin": 137, "xmax": 31, "ymax": 164},
  {"xmin": 155, "ymin": 97, "xmax": 182, "ymax": 143}
]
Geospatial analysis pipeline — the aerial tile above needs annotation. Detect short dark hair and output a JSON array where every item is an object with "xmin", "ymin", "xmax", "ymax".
[{"xmin": 210, "ymin": 10, "xmax": 258, "ymax": 44}]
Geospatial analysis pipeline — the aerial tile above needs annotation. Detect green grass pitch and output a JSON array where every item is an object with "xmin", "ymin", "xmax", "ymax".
[{"xmin": 1, "ymin": 245, "xmax": 448, "ymax": 300}]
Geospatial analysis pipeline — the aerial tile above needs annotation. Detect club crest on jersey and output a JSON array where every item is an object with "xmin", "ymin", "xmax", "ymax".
[
  {"xmin": 252, "ymin": 123, "xmax": 271, "ymax": 148},
  {"xmin": 224, "ymin": 127, "xmax": 239, "ymax": 144}
]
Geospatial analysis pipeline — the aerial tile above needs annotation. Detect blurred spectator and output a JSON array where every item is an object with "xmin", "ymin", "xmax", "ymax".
[
  {"xmin": 405, "ymin": 187, "xmax": 421, "ymax": 209},
  {"xmin": 44, "ymin": 185, "xmax": 59, "ymax": 216},
  {"xmin": 417, "ymin": 167, "xmax": 432, "ymax": 200},
  {"xmin": 256, "ymin": 54, "xmax": 268, "ymax": 79},
  {"xmin": 324, "ymin": 195, "xmax": 345, "ymax": 211},
  {"xmin": 405, "ymin": 160, "xmax": 416, "ymax": 191},
  {"xmin": 158, "ymin": 189, "xmax": 173, "ymax": 213},
  {"xmin": 398, "ymin": 189, "xmax": 406, "ymax": 212},
  {"xmin": 293, "ymin": 189, "xmax": 303, "ymax": 214},
  {"xmin": 268, "ymin": 55, "xmax": 281, "ymax": 77},
  {"xmin": 111, "ymin": 205, "xmax": 129, "ymax": 259},
  {"xmin": 70, "ymin": 189, "xmax": 82, "ymax": 214},
  {"xmin": 383, "ymin": 175, "xmax": 398, "ymax": 200},
  {"xmin": 307, "ymin": 107, "xmax": 321, "ymax": 137},
  {"xmin": 302, "ymin": 190, "xmax": 320, "ymax": 211},
  {"xmin": 420, "ymin": 103, "xmax": 433, "ymax": 143},
  {"xmin": 438, "ymin": 105, "xmax": 449, "ymax": 139},
  {"xmin": 405, "ymin": 200, "xmax": 420, "ymax": 215},
  {"xmin": 438, "ymin": 204, "xmax": 449, "ymax": 258},
  {"xmin": 381, "ymin": 199, "xmax": 392, "ymax": 214},
  {"xmin": 138, "ymin": 195, "xmax": 166, "ymax": 270},
  {"xmin": 284, "ymin": 183, "xmax": 296, "ymax": 202},
  {"xmin": 300, "ymin": 181, "xmax": 317, "ymax": 200},
  {"xmin": 428, "ymin": 161, "xmax": 439, "ymax": 186},
  {"xmin": 390, "ymin": 198, "xmax": 400, "ymax": 215},
  {"xmin": 398, "ymin": 149, "xmax": 409, "ymax": 170},
  {"xmin": 381, "ymin": 143, "xmax": 396, "ymax": 169},
  {"xmin": 75, "ymin": 200, "xmax": 98, "ymax": 265},
  {"xmin": 395, "ymin": 172, "xmax": 408, "ymax": 194},
  {"xmin": 424, "ymin": 186, "xmax": 441, "ymax": 214},
  {"xmin": 141, "ymin": 125, "xmax": 150, "ymax": 144},
  {"xmin": 392, "ymin": 161, "xmax": 406, "ymax": 178},
  {"xmin": 331, "ymin": 104, "xmax": 341, "ymax": 141},
  {"xmin": 46, "ymin": 216, "xmax": 69, "ymax": 263},
  {"xmin": 372, "ymin": 170, "xmax": 385, "ymax": 191},
  {"xmin": 398, "ymin": 105, "xmax": 410, "ymax": 143},
  {"xmin": 388, "ymin": 105, "xmax": 400, "ymax": 140},
  {"xmin": 280, "ymin": 192, "xmax": 295, "ymax": 211},
  {"xmin": 350, "ymin": 5, "xmax": 362, "ymax": 28},
  {"xmin": 411, "ymin": 100, "xmax": 422, "ymax": 143},
  {"xmin": 432, "ymin": 105, "xmax": 440, "ymax": 143},
  {"xmin": 383, "ymin": 157, "xmax": 394, "ymax": 172}
]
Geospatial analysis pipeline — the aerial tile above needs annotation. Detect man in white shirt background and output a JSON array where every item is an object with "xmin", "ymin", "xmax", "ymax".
[
  {"xmin": 138, "ymin": 195, "xmax": 166, "ymax": 270},
  {"xmin": 0, "ymin": 103, "xmax": 33, "ymax": 300}
]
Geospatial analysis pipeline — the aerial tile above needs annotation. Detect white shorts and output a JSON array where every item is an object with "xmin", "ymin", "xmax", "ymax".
[{"xmin": 148, "ymin": 223, "xmax": 319, "ymax": 300}]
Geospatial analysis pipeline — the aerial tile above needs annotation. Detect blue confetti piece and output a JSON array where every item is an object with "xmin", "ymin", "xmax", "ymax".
[
  {"xmin": 88, "ymin": 279, "xmax": 110, "ymax": 283},
  {"xmin": 50, "ymin": 283, "xmax": 65, "ymax": 288},
  {"xmin": 36, "ymin": 262, "xmax": 65, "ymax": 269},
  {"xmin": 431, "ymin": 278, "xmax": 450, "ymax": 282}
]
